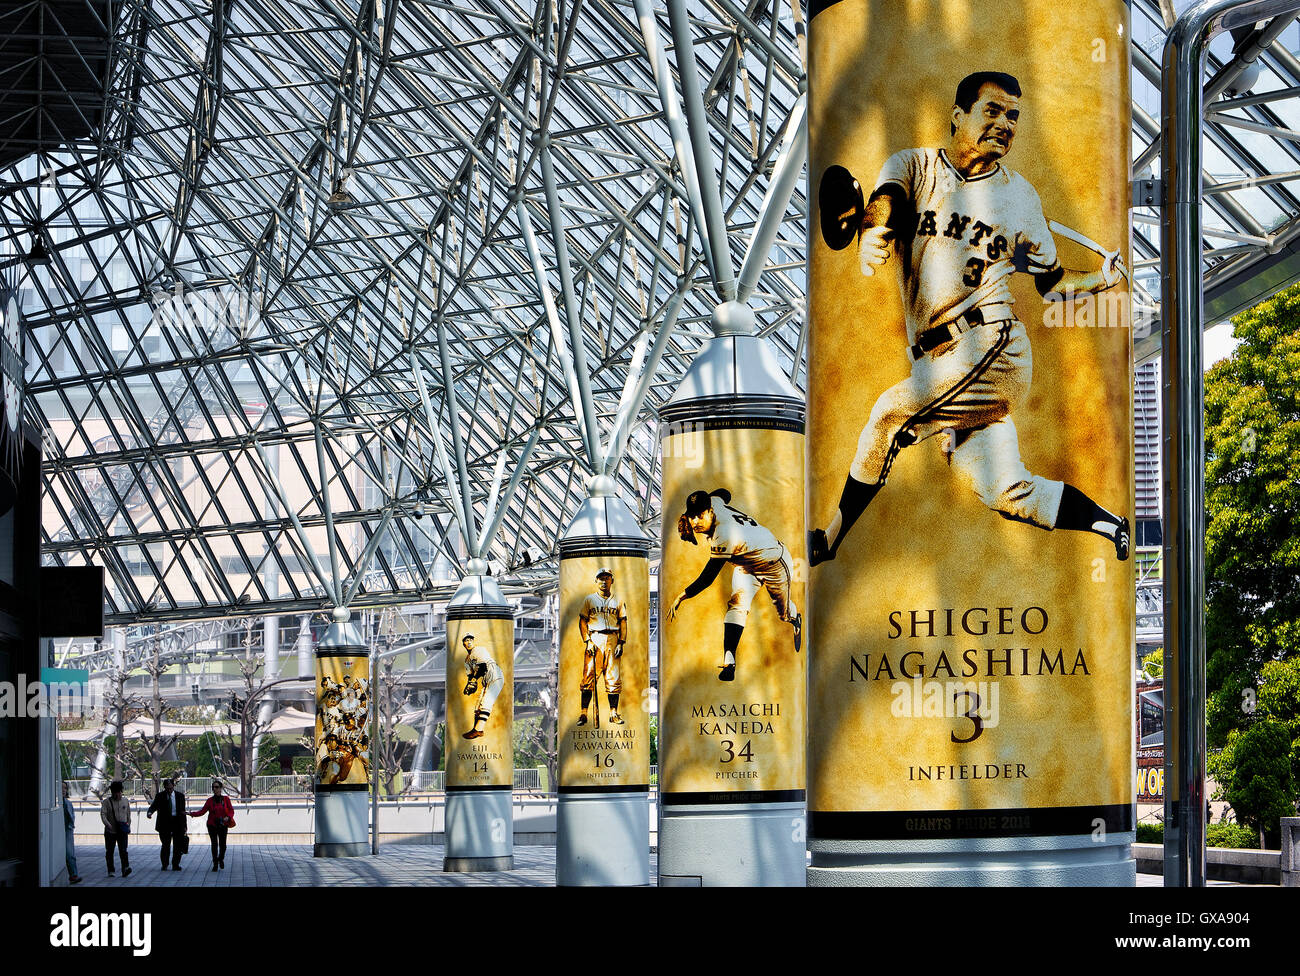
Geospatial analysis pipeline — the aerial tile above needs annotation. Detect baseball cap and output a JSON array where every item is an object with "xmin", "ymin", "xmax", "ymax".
[
  {"xmin": 684, "ymin": 490, "xmax": 714, "ymax": 516},
  {"xmin": 595, "ymin": 567, "xmax": 613, "ymax": 580}
]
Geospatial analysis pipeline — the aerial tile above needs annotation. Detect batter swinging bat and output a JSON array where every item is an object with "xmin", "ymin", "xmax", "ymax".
[{"xmin": 1047, "ymin": 219, "xmax": 1128, "ymax": 282}]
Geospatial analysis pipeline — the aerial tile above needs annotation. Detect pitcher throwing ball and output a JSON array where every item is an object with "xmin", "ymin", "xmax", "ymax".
[
  {"xmin": 809, "ymin": 70, "xmax": 1130, "ymax": 567},
  {"xmin": 460, "ymin": 634, "xmax": 504, "ymax": 739},
  {"xmin": 669, "ymin": 488, "xmax": 802, "ymax": 682}
]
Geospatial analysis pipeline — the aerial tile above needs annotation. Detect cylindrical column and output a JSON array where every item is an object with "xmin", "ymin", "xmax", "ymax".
[
  {"xmin": 313, "ymin": 608, "xmax": 370, "ymax": 857},
  {"xmin": 254, "ymin": 444, "xmax": 281, "ymax": 773},
  {"xmin": 556, "ymin": 474, "xmax": 652, "ymax": 886},
  {"xmin": 295, "ymin": 615, "xmax": 312, "ymax": 679},
  {"xmin": 253, "ymin": 612, "xmax": 279, "ymax": 774},
  {"xmin": 805, "ymin": 0, "xmax": 1135, "ymax": 885},
  {"xmin": 90, "ymin": 632, "xmax": 124, "ymax": 793},
  {"xmin": 1157, "ymin": 0, "xmax": 1264, "ymax": 890},
  {"xmin": 656, "ymin": 301, "xmax": 807, "ymax": 886},
  {"xmin": 411, "ymin": 691, "xmax": 440, "ymax": 787},
  {"xmin": 443, "ymin": 563, "xmax": 514, "ymax": 872}
]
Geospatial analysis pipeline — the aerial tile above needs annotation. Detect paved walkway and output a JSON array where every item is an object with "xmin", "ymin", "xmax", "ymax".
[
  {"xmin": 69, "ymin": 843, "xmax": 1251, "ymax": 887},
  {"xmin": 73, "ymin": 843, "xmax": 575, "ymax": 887}
]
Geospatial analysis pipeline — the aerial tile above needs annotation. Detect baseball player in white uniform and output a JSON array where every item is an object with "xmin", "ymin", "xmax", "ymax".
[
  {"xmin": 577, "ymin": 568, "xmax": 627, "ymax": 726},
  {"xmin": 669, "ymin": 488, "xmax": 802, "ymax": 682},
  {"xmin": 316, "ymin": 733, "xmax": 347, "ymax": 784},
  {"xmin": 809, "ymin": 71, "xmax": 1130, "ymax": 566},
  {"xmin": 460, "ymin": 634, "xmax": 504, "ymax": 740}
]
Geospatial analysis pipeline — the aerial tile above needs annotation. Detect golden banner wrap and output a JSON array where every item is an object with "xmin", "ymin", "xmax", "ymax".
[
  {"xmin": 806, "ymin": 0, "xmax": 1134, "ymax": 838},
  {"xmin": 558, "ymin": 554, "xmax": 650, "ymax": 791},
  {"xmin": 445, "ymin": 615, "xmax": 514, "ymax": 789},
  {"xmin": 659, "ymin": 423, "xmax": 807, "ymax": 801},
  {"xmin": 315, "ymin": 652, "xmax": 371, "ymax": 790}
]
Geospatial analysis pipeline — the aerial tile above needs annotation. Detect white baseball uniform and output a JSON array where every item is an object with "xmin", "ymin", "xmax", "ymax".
[
  {"xmin": 706, "ymin": 499, "xmax": 798, "ymax": 626},
  {"xmin": 339, "ymin": 690, "xmax": 360, "ymax": 716},
  {"xmin": 849, "ymin": 147, "xmax": 1065, "ymax": 529},
  {"xmin": 464, "ymin": 645, "xmax": 504, "ymax": 712},
  {"xmin": 579, "ymin": 592, "xmax": 626, "ymax": 694},
  {"xmin": 321, "ymin": 700, "xmax": 343, "ymax": 730}
]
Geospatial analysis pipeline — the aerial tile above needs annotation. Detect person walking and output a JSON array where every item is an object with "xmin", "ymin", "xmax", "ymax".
[
  {"xmin": 146, "ymin": 778, "xmax": 188, "ymax": 871},
  {"xmin": 63, "ymin": 782, "xmax": 82, "ymax": 884},
  {"xmin": 189, "ymin": 780, "xmax": 235, "ymax": 871},
  {"xmin": 99, "ymin": 780, "xmax": 132, "ymax": 877}
]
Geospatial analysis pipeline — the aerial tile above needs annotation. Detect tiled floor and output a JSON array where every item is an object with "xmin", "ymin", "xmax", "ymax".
[
  {"xmin": 68, "ymin": 843, "xmax": 1250, "ymax": 887},
  {"xmin": 73, "ymin": 843, "xmax": 568, "ymax": 887}
]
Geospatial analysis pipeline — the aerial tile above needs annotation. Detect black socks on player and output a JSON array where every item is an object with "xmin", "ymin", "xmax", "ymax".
[
  {"xmin": 1055, "ymin": 484, "xmax": 1130, "ymax": 560},
  {"xmin": 1055, "ymin": 483, "xmax": 1120, "ymax": 536},
  {"xmin": 580, "ymin": 691, "xmax": 619, "ymax": 714},
  {"xmin": 830, "ymin": 475, "xmax": 883, "ymax": 554},
  {"xmin": 719, "ymin": 622, "xmax": 745, "ymax": 681},
  {"xmin": 723, "ymin": 622, "xmax": 744, "ymax": 657}
]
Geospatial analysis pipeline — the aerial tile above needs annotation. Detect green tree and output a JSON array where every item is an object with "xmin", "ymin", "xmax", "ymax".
[
  {"xmin": 177, "ymin": 732, "xmax": 225, "ymax": 777},
  {"xmin": 1204, "ymin": 283, "xmax": 1300, "ymax": 838},
  {"xmin": 1140, "ymin": 648, "xmax": 1163, "ymax": 680},
  {"xmin": 1207, "ymin": 721, "xmax": 1296, "ymax": 841},
  {"xmin": 1257, "ymin": 658, "xmax": 1300, "ymax": 796}
]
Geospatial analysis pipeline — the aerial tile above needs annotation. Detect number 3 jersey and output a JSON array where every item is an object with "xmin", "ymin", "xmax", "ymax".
[{"xmin": 875, "ymin": 148, "xmax": 1059, "ymax": 344}]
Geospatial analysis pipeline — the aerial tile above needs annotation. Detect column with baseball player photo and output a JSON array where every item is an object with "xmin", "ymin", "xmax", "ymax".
[
  {"xmin": 556, "ymin": 475, "xmax": 652, "ymax": 886},
  {"xmin": 657, "ymin": 304, "xmax": 808, "ymax": 886},
  {"xmin": 313, "ymin": 611, "xmax": 371, "ymax": 858},
  {"xmin": 805, "ymin": 0, "xmax": 1135, "ymax": 885},
  {"xmin": 443, "ymin": 566, "xmax": 515, "ymax": 872}
]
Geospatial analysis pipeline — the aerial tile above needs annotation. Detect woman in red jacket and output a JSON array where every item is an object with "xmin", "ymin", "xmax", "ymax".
[{"xmin": 189, "ymin": 780, "xmax": 235, "ymax": 871}]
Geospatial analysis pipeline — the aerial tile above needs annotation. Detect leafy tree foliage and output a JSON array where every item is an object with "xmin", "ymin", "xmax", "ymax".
[
  {"xmin": 1140, "ymin": 648, "xmax": 1163, "ymax": 680},
  {"xmin": 1203, "ymin": 284, "xmax": 1300, "ymax": 835},
  {"xmin": 1207, "ymin": 720, "xmax": 1296, "ymax": 839}
]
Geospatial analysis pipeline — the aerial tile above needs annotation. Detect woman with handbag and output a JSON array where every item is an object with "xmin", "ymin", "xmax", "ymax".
[
  {"xmin": 189, "ymin": 780, "xmax": 236, "ymax": 871},
  {"xmin": 99, "ymin": 780, "xmax": 132, "ymax": 877}
]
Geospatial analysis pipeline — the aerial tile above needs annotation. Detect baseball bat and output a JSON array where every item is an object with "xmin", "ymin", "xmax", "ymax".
[{"xmin": 1048, "ymin": 219, "xmax": 1129, "ymax": 281}]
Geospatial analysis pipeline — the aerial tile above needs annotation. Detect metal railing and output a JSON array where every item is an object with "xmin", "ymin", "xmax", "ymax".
[
  {"xmin": 65, "ymin": 767, "xmax": 571, "ymax": 798},
  {"xmin": 64, "ymin": 775, "xmax": 310, "ymax": 798}
]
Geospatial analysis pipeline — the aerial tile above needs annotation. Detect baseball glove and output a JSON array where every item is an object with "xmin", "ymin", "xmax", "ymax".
[
  {"xmin": 463, "ymin": 677, "xmax": 479, "ymax": 695},
  {"xmin": 677, "ymin": 513, "xmax": 696, "ymax": 545}
]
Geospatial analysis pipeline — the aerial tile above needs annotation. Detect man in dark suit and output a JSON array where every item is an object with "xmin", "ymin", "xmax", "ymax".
[{"xmin": 146, "ymin": 778, "xmax": 188, "ymax": 870}]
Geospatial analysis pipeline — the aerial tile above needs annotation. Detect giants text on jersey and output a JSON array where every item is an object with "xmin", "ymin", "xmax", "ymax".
[{"xmin": 876, "ymin": 148, "xmax": 1059, "ymax": 342}]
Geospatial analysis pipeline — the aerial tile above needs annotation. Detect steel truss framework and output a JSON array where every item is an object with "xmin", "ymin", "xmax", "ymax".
[{"xmin": 2, "ymin": 0, "xmax": 1298, "ymax": 633}]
